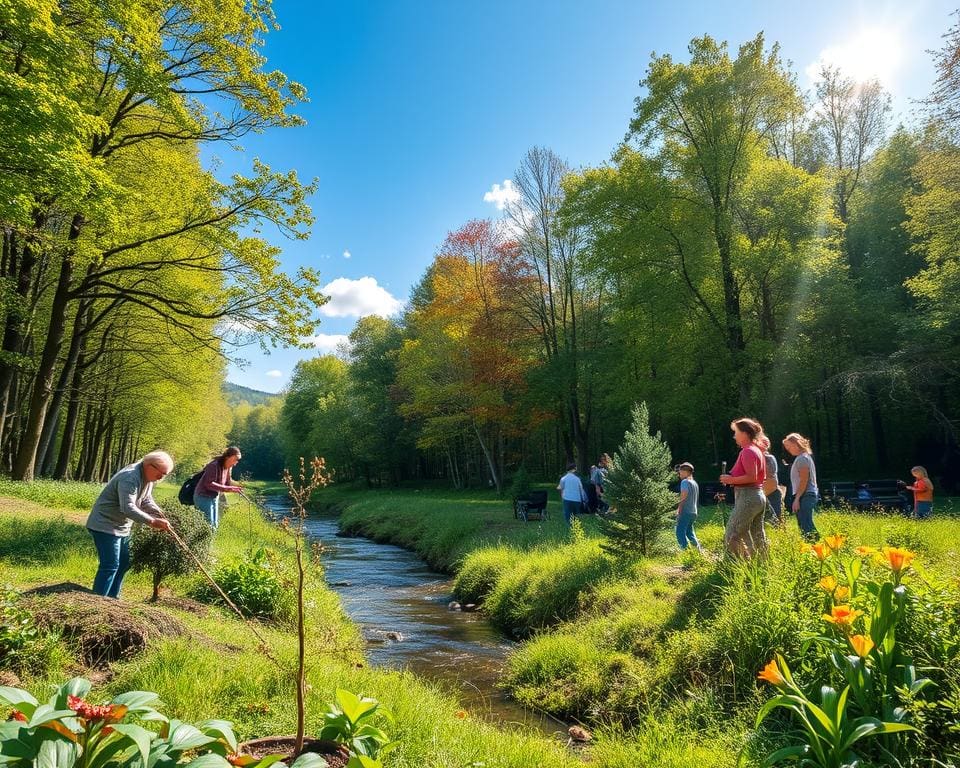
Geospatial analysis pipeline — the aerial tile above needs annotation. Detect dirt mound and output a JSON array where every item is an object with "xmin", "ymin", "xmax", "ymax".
[{"xmin": 22, "ymin": 584, "xmax": 187, "ymax": 668}]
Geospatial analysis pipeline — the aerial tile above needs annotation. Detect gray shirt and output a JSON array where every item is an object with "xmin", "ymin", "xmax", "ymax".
[
  {"xmin": 86, "ymin": 461, "xmax": 164, "ymax": 537},
  {"xmin": 790, "ymin": 453, "xmax": 818, "ymax": 497},
  {"xmin": 764, "ymin": 452, "xmax": 778, "ymax": 483},
  {"xmin": 679, "ymin": 477, "xmax": 698, "ymax": 516}
]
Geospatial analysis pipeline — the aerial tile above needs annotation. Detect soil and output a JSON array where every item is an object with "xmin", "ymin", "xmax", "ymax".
[
  {"xmin": 21, "ymin": 583, "xmax": 188, "ymax": 667},
  {"xmin": 239, "ymin": 737, "xmax": 350, "ymax": 768}
]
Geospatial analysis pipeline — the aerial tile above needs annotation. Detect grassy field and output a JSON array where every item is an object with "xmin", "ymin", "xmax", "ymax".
[
  {"xmin": 0, "ymin": 480, "xmax": 589, "ymax": 768},
  {"xmin": 3, "ymin": 479, "xmax": 958, "ymax": 766},
  {"xmin": 332, "ymin": 484, "xmax": 960, "ymax": 766}
]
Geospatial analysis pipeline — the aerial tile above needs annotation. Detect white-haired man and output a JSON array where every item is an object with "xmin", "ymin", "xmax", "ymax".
[{"xmin": 86, "ymin": 450, "xmax": 173, "ymax": 598}]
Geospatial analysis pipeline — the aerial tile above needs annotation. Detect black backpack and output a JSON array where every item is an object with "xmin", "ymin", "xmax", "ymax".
[{"xmin": 178, "ymin": 470, "xmax": 204, "ymax": 506}]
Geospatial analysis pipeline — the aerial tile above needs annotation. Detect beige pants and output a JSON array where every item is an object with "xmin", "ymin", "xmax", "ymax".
[{"xmin": 724, "ymin": 487, "xmax": 767, "ymax": 558}]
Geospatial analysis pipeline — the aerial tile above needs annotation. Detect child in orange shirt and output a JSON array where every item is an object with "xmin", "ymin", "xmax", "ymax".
[{"xmin": 905, "ymin": 466, "xmax": 934, "ymax": 519}]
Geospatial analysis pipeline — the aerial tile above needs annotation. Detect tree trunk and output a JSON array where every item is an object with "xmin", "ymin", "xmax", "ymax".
[
  {"xmin": 0, "ymin": 230, "xmax": 39, "ymax": 446},
  {"xmin": 12, "ymin": 217, "xmax": 79, "ymax": 481},
  {"xmin": 55, "ymin": 353, "xmax": 87, "ymax": 479}
]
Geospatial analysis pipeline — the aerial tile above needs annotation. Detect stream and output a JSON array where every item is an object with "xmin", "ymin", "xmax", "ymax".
[{"xmin": 259, "ymin": 497, "xmax": 562, "ymax": 736}]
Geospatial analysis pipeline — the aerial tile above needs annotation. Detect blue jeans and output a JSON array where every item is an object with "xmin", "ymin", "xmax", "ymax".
[
  {"xmin": 676, "ymin": 513, "xmax": 700, "ymax": 550},
  {"xmin": 915, "ymin": 501, "xmax": 933, "ymax": 519},
  {"xmin": 562, "ymin": 500, "xmax": 581, "ymax": 526},
  {"xmin": 89, "ymin": 529, "xmax": 130, "ymax": 599},
  {"xmin": 765, "ymin": 488, "xmax": 783, "ymax": 522},
  {"xmin": 195, "ymin": 494, "xmax": 219, "ymax": 528},
  {"xmin": 796, "ymin": 492, "xmax": 819, "ymax": 540}
]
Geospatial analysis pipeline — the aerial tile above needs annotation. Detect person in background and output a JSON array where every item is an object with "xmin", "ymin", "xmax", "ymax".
[
  {"xmin": 557, "ymin": 462, "xmax": 588, "ymax": 527},
  {"xmin": 720, "ymin": 418, "xmax": 768, "ymax": 559},
  {"xmin": 86, "ymin": 451, "xmax": 173, "ymax": 599},
  {"xmin": 758, "ymin": 435, "xmax": 783, "ymax": 523},
  {"xmin": 675, "ymin": 462, "xmax": 702, "ymax": 552},
  {"xmin": 590, "ymin": 454, "xmax": 610, "ymax": 515},
  {"xmin": 194, "ymin": 446, "xmax": 244, "ymax": 529},
  {"xmin": 783, "ymin": 433, "xmax": 819, "ymax": 541},
  {"xmin": 905, "ymin": 466, "xmax": 934, "ymax": 519}
]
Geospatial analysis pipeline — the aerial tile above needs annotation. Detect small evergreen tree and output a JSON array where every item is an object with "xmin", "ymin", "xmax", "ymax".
[
  {"xmin": 130, "ymin": 500, "xmax": 213, "ymax": 600},
  {"xmin": 599, "ymin": 402, "xmax": 676, "ymax": 557}
]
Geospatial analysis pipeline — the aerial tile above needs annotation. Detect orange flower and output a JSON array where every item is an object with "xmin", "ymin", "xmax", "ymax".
[
  {"xmin": 823, "ymin": 604, "xmax": 863, "ymax": 626},
  {"xmin": 881, "ymin": 547, "xmax": 916, "ymax": 574},
  {"xmin": 855, "ymin": 546, "xmax": 878, "ymax": 557},
  {"xmin": 757, "ymin": 659, "xmax": 786, "ymax": 687},
  {"xmin": 849, "ymin": 634, "xmax": 875, "ymax": 658},
  {"xmin": 810, "ymin": 542, "xmax": 831, "ymax": 561},
  {"xmin": 834, "ymin": 586, "xmax": 850, "ymax": 602},
  {"xmin": 818, "ymin": 576, "xmax": 838, "ymax": 592},
  {"xmin": 823, "ymin": 534, "xmax": 847, "ymax": 552},
  {"xmin": 455, "ymin": 709, "xmax": 468, "ymax": 719}
]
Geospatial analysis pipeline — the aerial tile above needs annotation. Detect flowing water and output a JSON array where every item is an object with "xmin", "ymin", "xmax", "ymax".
[{"xmin": 259, "ymin": 497, "xmax": 562, "ymax": 736}]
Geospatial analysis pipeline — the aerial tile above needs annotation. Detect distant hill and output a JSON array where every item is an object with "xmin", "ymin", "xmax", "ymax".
[{"xmin": 223, "ymin": 381, "xmax": 282, "ymax": 408}]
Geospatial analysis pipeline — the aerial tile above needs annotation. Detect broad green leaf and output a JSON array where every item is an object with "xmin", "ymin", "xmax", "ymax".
[
  {"xmin": 111, "ymin": 722, "xmax": 156, "ymax": 767},
  {"xmin": 165, "ymin": 720, "xmax": 217, "ymax": 752}
]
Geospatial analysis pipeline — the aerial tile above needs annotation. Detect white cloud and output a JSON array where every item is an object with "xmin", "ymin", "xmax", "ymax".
[
  {"xmin": 483, "ymin": 179, "xmax": 521, "ymax": 211},
  {"xmin": 304, "ymin": 333, "xmax": 350, "ymax": 354},
  {"xmin": 806, "ymin": 27, "xmax": 904, "ymax": 87},
  {"xmin": 343, "ymin": 250, "xmax": 352, "ymax": 259},
  {"xmin": 320, "ymin": 276, "xmax": 403, "ymax": 318},
  {"xmin": 265, "ymin": 370, "xmax": 283, "ymax": 378}
]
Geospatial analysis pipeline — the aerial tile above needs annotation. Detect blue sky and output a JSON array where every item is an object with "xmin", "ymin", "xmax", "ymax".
[{"xmin": 223, "ymin": 0, "xmax": 956, "ymax": 393}]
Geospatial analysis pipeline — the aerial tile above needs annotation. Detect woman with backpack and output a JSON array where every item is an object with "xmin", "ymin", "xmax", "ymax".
[{"xmin": 194, "ymin": 446, "xmax": 244, "ymax": 529}]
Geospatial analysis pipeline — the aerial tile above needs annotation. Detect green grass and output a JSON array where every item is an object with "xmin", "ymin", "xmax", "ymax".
[
  {"xmin": 334, "ymin": 486, "xmax": 960, "ymax": 765},
  {"xmin": 0, "ymin": 487, "xmax": 589, "ymax": 768}
]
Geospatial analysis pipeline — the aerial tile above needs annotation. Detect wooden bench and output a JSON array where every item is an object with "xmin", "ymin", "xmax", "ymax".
[{"xmin": 514, "ymin": 490, "xmax": 548, "ymax": 522}]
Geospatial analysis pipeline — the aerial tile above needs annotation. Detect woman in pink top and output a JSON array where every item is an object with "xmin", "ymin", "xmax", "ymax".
[{"xmin": 719, "ymin": 417, "xmax": 768, "ymax": 558}]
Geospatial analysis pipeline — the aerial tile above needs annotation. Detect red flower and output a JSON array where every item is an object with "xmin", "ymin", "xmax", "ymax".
[
  {"xmin": 67, "ymin": 695, "xmax": 114, "ymax": 721},
  {"xmin": 10, "ymin": 710, "xmax": 27, "ymax": 722}
]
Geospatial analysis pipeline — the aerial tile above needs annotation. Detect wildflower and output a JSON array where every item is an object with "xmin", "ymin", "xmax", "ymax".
[
  {"xmin": 855, "ymin": 546, "xmax": 878, "ymax": 557},
  {"xmin": 823, "ymin": 605, "xmax": 863, "ymax": 627},
  {"xmin": 881, "ymin": 547, "xmax": 916, "ymax": 575},
  {"xmin": 849, "ymin": 634, "xmax": 875, "ymax": 658},
  {"xmin": 9, "ymin": 710, "xmax": 27, "ymax": 723},
  {"xmin": 834, "ymin": 586, "xmax": 850, "ymax": 602},
  {"xmin": 757, "ymin": 659, "xmax": 786, "ymax": 687},
  {"xmin": 67, "ymin": 695, "xmax": 114, "ymax": 721},
  {"xmin": 823, "ymin": 534, "xmax": 847, "ymax": 552},
  {"xmin": 810, "ymin": 542, "xmax": 831, "ymax": 561},
  {"xmin": 818, "ymin": 575, "xmax": 838, "ymax": 592},
  {"xmin": 455, "ymin": 710, "xmax": 468, "ymax": 719},
  {"xmin": 799, "ymin": 543, "xmax": 813, "ymax": 554}
]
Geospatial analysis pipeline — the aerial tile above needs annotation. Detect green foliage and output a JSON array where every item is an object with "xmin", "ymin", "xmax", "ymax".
[
  {"xmin": 192, "ymin": 548, "xmax": 293, "ymax": 623},
  {"xmin": 0, "ymin": 480, "xmax": 101, "ymax": 511},
  {"xmin": 600, "ymin": 403, "xmax": 677, "ymax": 557},
  {"xmin": 0, "ymin": 676, "xmax": 328, "ymax": 767},
  {"xmin": 130, "ymin": 501, "xmax": 213, "ymax": 601},
  {"xmin": 0, "ymin": 587, "xmax": 63, "ymax": 676},
  {"xmin": 318, "ymin": 689, "xmax": 394, "ymax": 761},
  {"xmin": 507, "ymin": 467, "xmax": 532, "ymax": 500},
  {"xmin": 469, "ymin": 540, "xmax": 616, "ymax": 637},
  {"xmin": 229, "ymin": 401, "xmax": 286, "ymax": 481}
]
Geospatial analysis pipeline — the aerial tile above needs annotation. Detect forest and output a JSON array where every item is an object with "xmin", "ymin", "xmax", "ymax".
[
  {"xmin": 251, "ymin": 30, "xmax": 960, "ymax": 492},
  {"xmin": 3, "ymin": 3, "xmax": 960, "ymax": 494}
]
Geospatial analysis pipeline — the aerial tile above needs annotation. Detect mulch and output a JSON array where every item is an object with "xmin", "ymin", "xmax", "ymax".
[{"xmin": 21, "ymin": 583, "xmax": 188, "ymax": 668}]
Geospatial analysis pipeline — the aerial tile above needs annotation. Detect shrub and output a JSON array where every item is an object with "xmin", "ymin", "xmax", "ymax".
[
  {"xmin": 0, "ymin": 587, "xmax": 64, "ymax": 676},
  {"xmin": 192, "ymin": 547, "xmax": 293, "ymax": 622},
  {"xmin": 599, "ymin": 402, "xmax": 676, "ymax": 557},
  {"xmin": 130, "ymin": 501, "xmax": 213, "ymax": 600}
]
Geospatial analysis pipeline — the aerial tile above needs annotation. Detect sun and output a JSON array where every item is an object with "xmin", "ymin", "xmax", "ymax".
[{"xmin": 807, "ymin": 26, "xmax": 903, "ymax": 86}]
